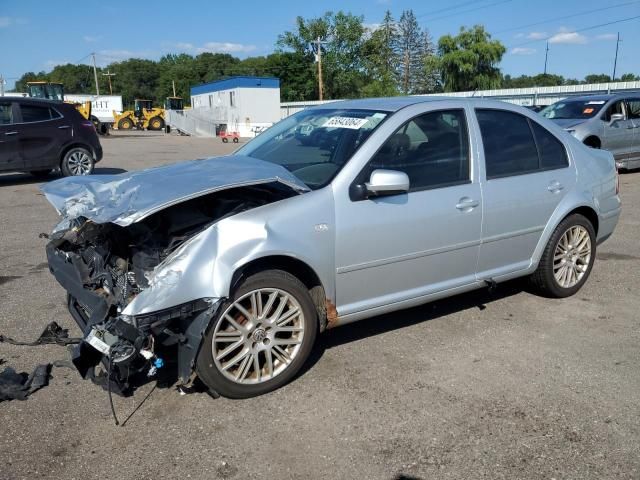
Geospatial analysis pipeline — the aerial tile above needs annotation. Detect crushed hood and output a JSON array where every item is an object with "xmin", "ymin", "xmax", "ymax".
[{"xmin": 41, "ymin": 155, "xmax": 309, "ymax": 227}]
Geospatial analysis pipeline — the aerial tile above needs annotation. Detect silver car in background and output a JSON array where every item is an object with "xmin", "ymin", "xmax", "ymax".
[
  {"xmin": 43, "ymin": 97, "xmax": 621, "ymax": 399},
  {"xmin": 541, "ymin": 93, "xmax": 640, "ymax": 170}
]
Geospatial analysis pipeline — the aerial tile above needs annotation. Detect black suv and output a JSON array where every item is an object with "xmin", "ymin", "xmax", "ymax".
[{"xmin": 0, "ymin": 97, "xmax": 103, "ymax": 177}]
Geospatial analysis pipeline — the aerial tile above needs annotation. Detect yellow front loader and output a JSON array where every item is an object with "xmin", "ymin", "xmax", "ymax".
[
  {"xmin": 112, "ymin": 99, "xmax": 165, "ymax": 131},
  {"xmin": 26, "ymin": 81, "xmax": 93, "ymax": 122}
]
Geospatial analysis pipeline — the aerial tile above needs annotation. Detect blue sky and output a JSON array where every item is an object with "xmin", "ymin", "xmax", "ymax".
[{"xmin": 1, "ymin": 0, "xmax": 639, "ymax": 90}]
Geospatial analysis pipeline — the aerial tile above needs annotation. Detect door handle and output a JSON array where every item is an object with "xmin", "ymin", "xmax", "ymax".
[
  {"xmin": 456, "ymin": 197, "xmax": 479, "ymax": 211},
  {"xmin": 58, "ymin": 125, "xmax": 71, "ymax": 130},
  {"xmin": 4, "ymin": 131, "xmax": 18, "ymax": 136},
  {"xmin": 547, "ymin": 181, "xmax": 564, "ymax": 193}
]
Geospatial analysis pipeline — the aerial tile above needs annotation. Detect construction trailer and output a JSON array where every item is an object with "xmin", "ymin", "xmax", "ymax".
[{"xmin": 189, "ymin": 76, "xmax": 280, "ymax": 137}]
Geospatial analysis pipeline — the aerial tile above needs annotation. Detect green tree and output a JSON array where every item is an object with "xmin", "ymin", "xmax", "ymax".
[
  {"xmin": 396, "ymin": 10, "xmax": 425, "ymax": 94},
  {"xmin": 584, "ymin": 74, "xmax": 611, "ymax": 84},
  {"xmin": 277, "ymin": 11, "xmax": 368, "ymax": 99},
  {"xmin": 361, "ymin": 11, "xmax": 400, "ymax": 97},
  {"xmin": 620, "ymin": 73, "xmax": 640, "ymax": 81},
  {"xmin": 437, "ymin": 25, "xmax": 505, "ymax": 92},
  {"xmin": 108, "ymin": 58, "xmax": 160, "ymax": 107}
]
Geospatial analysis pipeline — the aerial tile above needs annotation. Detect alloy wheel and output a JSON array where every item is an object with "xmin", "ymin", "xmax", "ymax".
[
  {"xmin": 212, "ymin": 288, "xmax": 305, "ymax": 385},
  {"xmin": 553, "ymin": 225, "xmax": 592, "ymax": 288},
  {"xmin": 66, "ymin": 150, "xmax": 93, "ymax": 175}
]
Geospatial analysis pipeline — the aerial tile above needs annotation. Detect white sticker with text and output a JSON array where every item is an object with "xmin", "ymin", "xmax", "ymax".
[{"xmin": 322, "ymin": 116, "xmax": 369, "ymax": 129}]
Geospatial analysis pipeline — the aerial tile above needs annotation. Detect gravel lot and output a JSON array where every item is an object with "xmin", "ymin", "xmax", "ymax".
[{"xmin": 0, "ymin": 130, "xmax": 638, "ymax": 480}]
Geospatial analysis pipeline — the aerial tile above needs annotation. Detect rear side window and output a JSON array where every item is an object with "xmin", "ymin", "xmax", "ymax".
[
  {"xmin": 0, "ymin": 103, "xmax": 12, "ymax": 125},
  {"xmin": 530, "ymin": 121, "xmax": 568, "ymax": 169},
  {"xmin": 476, "ymin": 109, "xmax": 539, "ymax": 178},
  {"xmin": 20, "ymin": 105, "xmax": 54, "ymax": 123},
  {"xmin": 477, "ymin": 109, "xmax": 568, "ymax": 179}
]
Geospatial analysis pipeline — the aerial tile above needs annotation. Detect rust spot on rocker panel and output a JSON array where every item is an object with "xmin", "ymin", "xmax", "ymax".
[{"xmin": 325, "ymin": 299, "xmax": 339, "ymax": 329}]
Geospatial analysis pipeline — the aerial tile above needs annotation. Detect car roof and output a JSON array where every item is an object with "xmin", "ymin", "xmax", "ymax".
[
  {"xmin": 0, "ymin": 96, "xmax": 66, "ymax": 106},
  {"xmin": 309, "ymin": 96, "xmax": 549, "ymax": 113},
  {"xmin": 557, "ymin": 93, "xmax": 640, "ymax": 102}
]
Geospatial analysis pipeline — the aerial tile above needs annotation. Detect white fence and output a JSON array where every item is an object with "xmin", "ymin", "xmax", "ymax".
[{"xmin": 280, "ymin": 81, "xmax": 640, "ymax": 118}]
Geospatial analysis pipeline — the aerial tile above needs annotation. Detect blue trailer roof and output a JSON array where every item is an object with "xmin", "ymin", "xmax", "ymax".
[{"xmin": 191, "ymin": 76, "xmax": 280, "ymax": 96}]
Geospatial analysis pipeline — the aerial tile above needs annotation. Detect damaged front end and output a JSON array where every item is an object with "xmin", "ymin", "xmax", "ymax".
[{"xmin": 42, "ymin": 156, "xmax": 308, "ymax": 394}]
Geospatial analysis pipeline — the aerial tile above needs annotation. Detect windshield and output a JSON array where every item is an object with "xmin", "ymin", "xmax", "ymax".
[
  {"xmin": 541, "ymin": 99, "xmax": 606, "ymax": 120},
  {"xmin": 236, "ymin": 108, "xmax": 389, "ymax": 189}
]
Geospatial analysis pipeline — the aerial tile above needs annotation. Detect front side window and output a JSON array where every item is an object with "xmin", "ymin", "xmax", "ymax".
[
  {"xmin": 20, "ymin": 105, "xmax": 53, "ymax": 123},
  {"xmin": 361, "ymin": 109, "xmax": 470, "ymax": 191},
  {"xmin": 237, "ymin": 108, "xmax": 389, "ymax": 189},
  {"xmin": 477, "ymin": 109, "xmax": 539, "ymax": 178},
  {"xmin": 626, "ymin": 99, "xmax": 640, "ymax": 119},
  {"xmin": 0, "ymin": 103, "xmax": 13, "ymax": 125},
  {"xmin": 603, "ymin": 100, "xmax": 626, "ymax": 121}
]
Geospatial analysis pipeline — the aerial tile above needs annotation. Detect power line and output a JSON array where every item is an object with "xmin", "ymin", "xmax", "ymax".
[
  {"xmin": 509, "ymin": 14, "xmax": 640, "ymax": 48},
  {"xmin": 495, "ymin": 0, "xmax": 640, "ymax": 34},
  {"xmin": 423, "ymin": 0, "xmax": 516, "ymax": 23},
  {"xmin": 416, "ymin": 0, "xmax": 490, "ymax": 19}
]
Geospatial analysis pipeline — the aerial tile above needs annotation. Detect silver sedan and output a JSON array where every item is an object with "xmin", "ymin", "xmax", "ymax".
[{"xmin": 43, "ymin": 97, "xmax": 621, "ymax": 398}]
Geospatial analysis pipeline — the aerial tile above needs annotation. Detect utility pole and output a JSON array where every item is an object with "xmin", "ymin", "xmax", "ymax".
[
  {"xmin": 313, "ymin": 37, "xmax": 327, "ymax": 101},
  {"xmin": 172, "ymin": 80, "xmax": 176, "ymax": 97},
  {"xmin": 612, "ymin": 32, "xmax": 621, "ymax": 82},
  {"xmin": 543, "ymin": 42, "xmax": 549, "ymax": 76},
  {"xmin": 91, "ymin": 53, "xmax": 100, "ymax": 96},
  {"xmin": 102, "ymin": 70, "xmax": 116, "ymax": 95}
]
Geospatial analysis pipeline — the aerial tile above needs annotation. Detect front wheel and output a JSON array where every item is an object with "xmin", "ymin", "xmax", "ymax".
[
  {"xmin": 61, "ymin": 147, "xmax": 94, "ymax": 176},
  {"xmin": 529, "ymin": 214, "xmax": 596, "ymax": 298},
  {"xmin": 196, "ymin": 270, "xmax": 318, "ymax": 398},
  {"xmin": 148, "ymin": 116, "xmax": 165, "ymax": 131}
]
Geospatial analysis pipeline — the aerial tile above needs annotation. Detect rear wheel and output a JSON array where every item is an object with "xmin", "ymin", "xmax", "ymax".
[
  {"xmin": 61, "ymin": 147, "xmax": 94, "ymax": 176},
  {"xmin": 529, "ymin": 214, "xmax": 596, "ymax": 298},
  {"xmin": 196, "ymin": 270, "xmax": 318, "ymax": 398},
  {"xmin": 118, "ymin": 117, "xmax": 133, "ymax": 130},
  {"xmin": 232, "ymin": 137, "xmax": 239, "ymax": 143},
  {"xmin": 148, "ymin": 116, "xmax": 165, "ymax": 130}
]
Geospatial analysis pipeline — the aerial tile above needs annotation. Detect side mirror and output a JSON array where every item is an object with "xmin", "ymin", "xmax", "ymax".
[
  {"xmin": 609, "ymin": 113, "xmax": 624, "ymax": 125},
  {"xmin": 365, "ymin": 169, "xmax": 410, "ymax": 197}
]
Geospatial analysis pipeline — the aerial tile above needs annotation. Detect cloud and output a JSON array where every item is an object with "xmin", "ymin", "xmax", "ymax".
[
  {"xmin": 0, "ymin": 16, "xmax": 27, "ymax": 27},
  {"xmin": 596, "ymin": 33, "xmax": 617, "ymax": 41},
  {"xmin": 96, "ymin": 49, "xmax": 157, "ymax": 64},
  {"xmin": 527, "ymin": 32, "xmax": 548, "ymax": 40},
  {"xmin": 511, "ymin": 47, "xmax": 537, "ymax": 55},
  {"xmin": 548, "ymin": 31, "xmax": 588, "ymax": 44},
  {"xmin": 363, "ymin": 23, "xmax": 381, "ymax": 32},
  {"xmin": 168, "ymin": 41, "xmax": 257, "ymax": 54},
  {"xmin": 83, "ymin": 35, "xmax": 101, "ymax": 42},
  {"xmin": 0, "ymin": 17, "xmax": 9, "ymax": 27}
]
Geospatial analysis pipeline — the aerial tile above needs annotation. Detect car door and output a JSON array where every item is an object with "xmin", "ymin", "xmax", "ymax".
[
  {"xmin": 0, "ymin": 101, "xmax": 22, "ymax": 171},
  {"xmin": 474, "ymin": 108, "xmax": 575, "ymax": 279},
  {"xmin": 333, "ymin": 106, "xmax": 482, "ymax": 317},
  {"xmin": 17, "ymin": 103, "xmax": 69, "ymax": 169},
  {"xmin": 625, "ymin": 97, "xmax": 640, "ymax": 164},
  {"xmin": 600, "ymin": 99, "xmax": 635, "ymax": 161}
]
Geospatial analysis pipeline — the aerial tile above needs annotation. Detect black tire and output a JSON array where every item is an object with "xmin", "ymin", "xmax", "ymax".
[
  {"xmin": 148, "ymin": 116, "xmax": 165, "ymax": 131},
  {"xmin": 232, "ymin": 137, "xmax": 239, "ymax": 143},
  {"xmin": 196, "ymin": 269, "xmax": 318, "ymax": 399},
  {"xmin": 118, "ymin": 118, "xmax": 133, "ymax": 130},
  {"xmin": 222, "ymin": 137, "xmax": 228, "ymax": 143},
  {"xmin": 529, "ymin": 214, "xmax": 596, "ymax": 298},
  {"xmin": 60, "ymin": 147, "xmax": 94, "ymax": 176},
  {"xmin": 30, "ymin": 169, "xmax": 53, "ymax": 178}
]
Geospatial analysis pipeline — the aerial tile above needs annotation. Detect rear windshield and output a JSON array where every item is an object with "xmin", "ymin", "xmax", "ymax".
[{"xmin": 541, "ymin": 100, "xmax": 606, "ymax": 120}]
